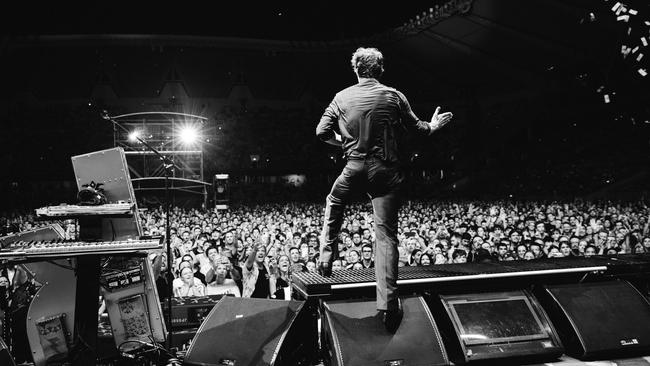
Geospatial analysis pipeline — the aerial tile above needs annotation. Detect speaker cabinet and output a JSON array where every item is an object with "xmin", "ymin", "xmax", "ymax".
[
  {"xmin": 436, "ymin": 290, "xmax": 563, "ymax": 364},
  {"xmin": 184, "ymin": 297, "xmax": 314, "ymax": 366},
  {"xmin": 0, "ymin": 336, "xmax": 16, "ymax": 366},
  {"xmin": 321, "ymin": 295, "xmax": 449, "ymax": 366},
  {"xmin": 540, "ymin": 280, "xmax": 650, "ymax": 360}
]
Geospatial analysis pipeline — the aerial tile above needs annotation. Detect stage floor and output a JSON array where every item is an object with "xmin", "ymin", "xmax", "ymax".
[{"xmin": 292, "ymin": 256, "xmax": 624, "ymax": 297}]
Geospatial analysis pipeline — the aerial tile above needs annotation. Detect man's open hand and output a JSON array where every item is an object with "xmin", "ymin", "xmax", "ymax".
[{"xmin": 429, "ymin": 106, "xmax": 453, "ymax": 132}]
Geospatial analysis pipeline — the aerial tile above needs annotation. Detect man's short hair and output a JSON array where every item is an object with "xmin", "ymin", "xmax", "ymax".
[
  {"xmin": 351, "ymin": 47, "xmax": 384, "ymax": 79},
  {"xmin": 452, "ymin": 249, "xmax": 467, "ymax": 259}
]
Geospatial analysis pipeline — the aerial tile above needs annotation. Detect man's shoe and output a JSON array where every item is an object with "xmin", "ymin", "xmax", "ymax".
[
  {"xmin": 318, "ymin": 262, "xmax": 332, "ymax": 277},
  {"xmin": 382, "ymin": 301, "xmax": 403, "ymax": 333}
]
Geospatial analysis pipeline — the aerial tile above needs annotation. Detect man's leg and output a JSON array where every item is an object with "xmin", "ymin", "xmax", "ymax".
[
  {"xmin": 320, "ymin": 162, "xmax": 359, "ymax": 274},
  {"xmin": 371, "ymin": 191, "xmax": 400, "ymax": 311}
]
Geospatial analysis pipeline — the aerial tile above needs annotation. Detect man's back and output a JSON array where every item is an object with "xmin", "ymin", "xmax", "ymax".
[{"xmin": 318, "ymin": 79, "xmax": 405, "ymax": 162}]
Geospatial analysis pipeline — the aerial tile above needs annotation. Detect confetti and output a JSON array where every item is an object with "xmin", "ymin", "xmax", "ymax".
[
  {"xmin": 604, "ymin": 94, "xmax": 610, "ymax": 103},
  {"xmin": 637, "ymin": 53, "xmax": 644, "ymax": 61},
  {"xmin": 628, "ymin": 27, "xmax": 632, "ymax": 35},
  {"xmin": 639, "ymin": 68, "xmax": 647, "ymax": 77},
  {"xmin": 597, "ymin": 85, "xmax": 604, "ymax": 93},
  {"xmin": 621, "ymin": 45, "xmax": 631, "ymax": 57},
  {"xmin": 629, "ymin": 9, "xmax": 638, "ymax": 15},
  {"xmin": 645, "ymin": 21, "xmax": 650, "ymax": 26},
  {"xmin": 616, "ymin": 6, "xmax": 627, "ymax": 16},
  {"xmin": 617, "ymin": 15, "xmax": 629, "ymax": 22},
  {"xmin": 642, "ymin": 37, "xmax": 648, "ymax": 47},
  {"xmin": 612, "ymin": 2, "xmax": 621, "ymax": 12},
  {"xmin": 632, "ymin": 46, "xmax": 639, "ymax": 53}
]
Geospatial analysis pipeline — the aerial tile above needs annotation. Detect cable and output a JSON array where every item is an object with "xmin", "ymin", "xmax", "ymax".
[{"xmin": 118, "ymin": 339, "xmax": 175, "ymax": 359}]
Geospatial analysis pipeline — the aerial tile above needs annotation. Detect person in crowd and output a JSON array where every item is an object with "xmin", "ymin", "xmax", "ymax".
[
  {"xmin": 242, "ymin": 242, "xmax": 272, "ymax": 298},
  {"xmin": 345, "ymin": 250, "xmax": 361, "ymax": 270},
  {"xmin": 206, "ymin": 263, "xmax": 241, "ymax": 297},
  {"xmin": 433, "ymin": 253, "xmax": 448, "ymax": 264},
  {"xmin": 270, "ymin": 255, "xmax": 293, "ymax": 299},
  {"xmin": 360, "ymin": 244, "xmax": 375, "ymax": 268},
  {"xmin": 306, "ymin": 260, "xmax": 318, "ymax": 274},
  {"xmin": 332, "ymin": 259, "xmax": 344, "ymax": 271},
  {"xmin": 452, "ymin": 249, "xmax": 468, "ymax": 263},
  {"xmin": 173, "ymin": 263, "xmax": 205, "ymax": 297},
  {"xmin": 289, "ymin": 247, "xmax": 306, "ymax": 273},
  {"xmin": 408, "ymin": 249, "xmax": 422, "ymax": 267},
  {"xmin": 419, "ymin": 253, "xmax": 433, "ymax": 266}
]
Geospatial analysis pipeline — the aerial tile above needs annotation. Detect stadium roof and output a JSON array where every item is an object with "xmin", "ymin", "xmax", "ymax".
[{"xmin": 1, "ymin": 0, "xmax": 647, "ymax": 100}]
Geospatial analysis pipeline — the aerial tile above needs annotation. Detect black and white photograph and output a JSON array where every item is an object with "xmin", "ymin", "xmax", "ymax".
[{"xmin": 0, "ymin": 1, "xmax": 649, "ymax": 365}]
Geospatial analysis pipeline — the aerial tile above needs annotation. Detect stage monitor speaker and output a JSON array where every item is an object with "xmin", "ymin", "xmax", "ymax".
[
  {"xmin": 541, "ymin": 280, "xmax": 650, "ymax": 360},
  {"xmin": 184, "ymin": 297, "xmax": 313, "ymax": 366},
  {"xmin": 437, "ymin": 290, "xmax": 563, "ymax": 364},
  {"xmin": 321, "ymin": 295, "xmax": 449, "ymax": 366}
]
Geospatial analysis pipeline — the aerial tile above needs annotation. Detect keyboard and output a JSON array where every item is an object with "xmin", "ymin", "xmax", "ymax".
[
  {"xmin": 0, "ymin": 238, "xmax": 162, "ymax": 259},
  {"xmin": 35, "ymin": 203, "xmax": 134, "ymax": 218}
]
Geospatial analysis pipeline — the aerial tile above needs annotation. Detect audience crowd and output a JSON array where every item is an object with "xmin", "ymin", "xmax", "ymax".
[
  {"xmin": 136, "ymin": 200, "xmax": 650, "ymax": 300},
  {"xmin": 2, "ymin": 200, "xmax": 649, "ymax": 303}
]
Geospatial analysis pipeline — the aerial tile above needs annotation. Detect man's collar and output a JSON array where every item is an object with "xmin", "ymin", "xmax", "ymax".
[{"xmin": 358, "ymin": 77, "xmax": 379, "ymax": 84}]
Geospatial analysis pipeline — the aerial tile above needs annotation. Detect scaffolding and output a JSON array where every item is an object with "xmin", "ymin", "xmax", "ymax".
[{"xmin": 112, "ymin": 112, "xmax": 211, "ymax": 206}]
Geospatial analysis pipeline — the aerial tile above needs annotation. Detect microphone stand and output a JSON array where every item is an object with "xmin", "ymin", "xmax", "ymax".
[{"xmin": 101, "ymin": 110, "xmax": 176, "ymax": 351}]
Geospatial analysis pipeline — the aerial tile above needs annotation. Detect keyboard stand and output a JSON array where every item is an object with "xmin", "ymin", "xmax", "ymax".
[
  {"xmin": 72, "ymin": 255, "xmax": 101, "ymax": 365},
  {"xmin": 71, "ymin": 216, "xmax": 102, "ymax": 366}
]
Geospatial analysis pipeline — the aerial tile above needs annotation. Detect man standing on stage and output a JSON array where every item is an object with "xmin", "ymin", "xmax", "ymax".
[{"xmin": 316, "ymin": 47, "xmax": 453, "ymax": 332}]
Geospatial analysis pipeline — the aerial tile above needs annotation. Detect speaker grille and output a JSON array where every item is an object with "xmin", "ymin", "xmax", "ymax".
[
  {"xmin": 546, "ymin": 280, "xmax": 650, "ymax": 358},
  {"xmin": 322, "ymin": 296, "xmax": 448, "ymax": 366},
  {"xmin": 184, "ymin": 297, "xmax": 304, "ymax": 366}
]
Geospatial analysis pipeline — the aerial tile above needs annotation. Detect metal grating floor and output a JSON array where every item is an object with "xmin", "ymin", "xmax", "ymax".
[{"xmin": 292, "ymin": 257, "xmax": 618, "ymax": 297}]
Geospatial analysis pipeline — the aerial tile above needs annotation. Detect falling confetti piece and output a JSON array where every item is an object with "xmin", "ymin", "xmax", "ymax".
[
  {"xmin": 628, "ymin": 27, "xmax": 632, "ymax": 35},
  {"xmin": 642, "ymin": 37, "xmax": 648, "ymax": 47},
  {"xmin": 622, "ymin": 45, "xmax": 631, "ymax": 58},
  {"xmin": 617, "ymin": 15, "xmax": 629, "ymax": 22},
  {"xmin": 597, "ymin": 85, "xmax": 604, "ymax": 93},
  {"xmin": 632, "ymin": 46, "xmax": 639, "ymax": 53},
  {"xmin": 637, "ymin": 53, "xmax": 644, "ymax": 61},
  {"xmin": 639, "ymin": 69, "xmax": 647, "ymax": 76},
  {"xmin": 612, "ymin": 2, "xmax": 621, "ymax": 12},
  {"xmin": 604, "ymin": 94, "xmax": 610, "ymax": 103},
  {"xmin": 629, "ymin": 9, "xmax": 638, "ymax": 15}
]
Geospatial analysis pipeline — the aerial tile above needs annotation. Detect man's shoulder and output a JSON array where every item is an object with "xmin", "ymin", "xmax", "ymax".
[{"xmin": 338, "ymin": 82, "xmax": 397, "ymax": 94}]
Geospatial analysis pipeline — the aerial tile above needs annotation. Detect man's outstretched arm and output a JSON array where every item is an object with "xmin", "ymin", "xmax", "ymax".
[{"xmin": 398, "ymin": 90, "xmax": 453, "ymax": 135}]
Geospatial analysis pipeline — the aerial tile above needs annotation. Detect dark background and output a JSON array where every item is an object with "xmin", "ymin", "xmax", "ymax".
[{"xmin": 0, "ymin": 0, "xmax": 648, "ymax": 207}]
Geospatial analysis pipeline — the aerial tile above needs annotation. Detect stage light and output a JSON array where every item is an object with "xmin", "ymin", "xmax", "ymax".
[
  {"xmin": 128, "ymin": 130, "xmax": 140, "ymax": 141},
  {"xmin": 179, "ymin": 127, "xmax": 199, "ymax": 145}
]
